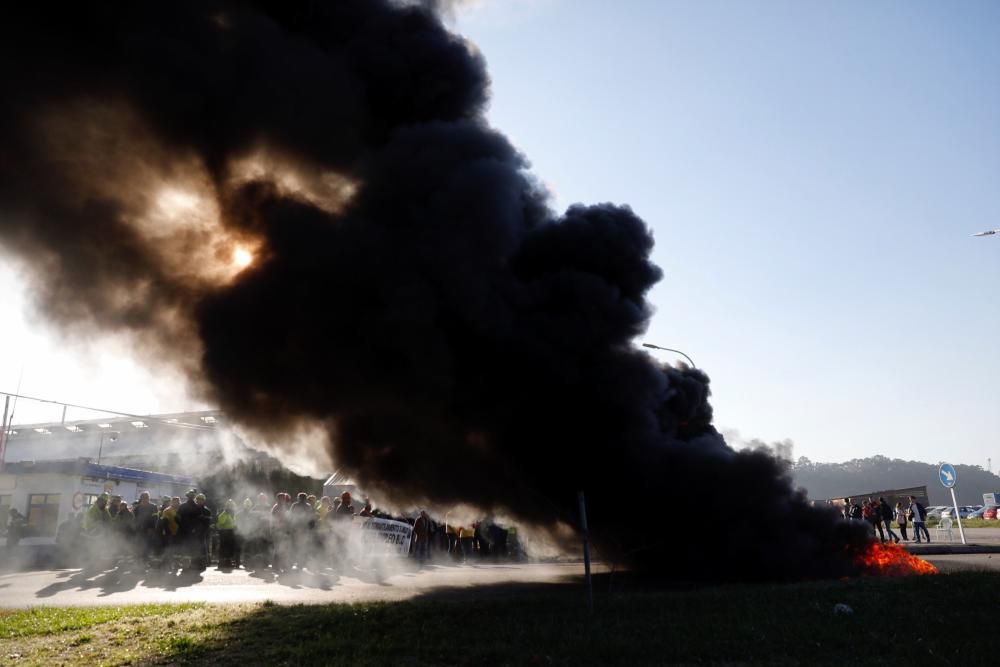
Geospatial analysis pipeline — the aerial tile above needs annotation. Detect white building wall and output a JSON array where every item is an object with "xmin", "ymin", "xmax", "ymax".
[{"xmin": 0, "ymin": 470, "xmax": 191, "ymax": 546}]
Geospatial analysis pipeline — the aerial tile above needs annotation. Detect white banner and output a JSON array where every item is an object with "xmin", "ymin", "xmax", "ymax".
[{"xmin": 354, "ymin": 516, "xmax": 412, "ymax": 556}]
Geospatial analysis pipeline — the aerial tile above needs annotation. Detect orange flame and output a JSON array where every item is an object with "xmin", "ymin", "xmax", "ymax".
[{"xmin": 856, "ymin": 542, "xmax": 939, "ymax": 576}]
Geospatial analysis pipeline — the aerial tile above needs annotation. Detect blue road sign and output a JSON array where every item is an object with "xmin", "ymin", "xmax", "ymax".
[{"xmin": 939, "ymin": 463, "xmax": 957, "ymax": 489}]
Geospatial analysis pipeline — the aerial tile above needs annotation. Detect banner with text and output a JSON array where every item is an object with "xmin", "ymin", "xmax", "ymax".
[{"xmin": 354, "ymin": 516, "xmax": 413, "ymax": 556}]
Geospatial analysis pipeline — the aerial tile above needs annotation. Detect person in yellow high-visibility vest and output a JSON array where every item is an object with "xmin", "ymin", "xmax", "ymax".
[
  {"xmin": 79, "ymin": 494, "xmax": 111, "ymax": 565},
  {"xmin": 156, "ymin": 497, "xmax": 181, "ymax": 570},
  {"xmin": 458, "ymin": 525, "xmax": 475, "ymax": 561},
  {"xmin": 216, "ymin": 499, "xmax": 238, "ymax": 568},
  {"xmin": 83, "ymin": 494, "xmax": 111, "ymax": 535}
]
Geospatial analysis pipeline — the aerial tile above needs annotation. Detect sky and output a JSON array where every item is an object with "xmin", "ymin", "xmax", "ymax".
[{"xmin": 1, "ymin": 0, "xmax": 998, "ymax": 467}]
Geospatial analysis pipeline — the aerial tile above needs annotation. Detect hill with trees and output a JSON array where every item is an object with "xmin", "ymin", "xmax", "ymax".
[{"xmin": 790, "ymin": 455, "xmax": 1000, "ymax": 506}]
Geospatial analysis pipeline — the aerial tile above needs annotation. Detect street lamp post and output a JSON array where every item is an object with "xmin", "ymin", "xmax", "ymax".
[
  {"xmin": 641, "ymin": 342, "xmax": 696, "ymax": 368},
  {"xmin": 97, "ymin": 431, "xmax": 119, "ymax": 466}
]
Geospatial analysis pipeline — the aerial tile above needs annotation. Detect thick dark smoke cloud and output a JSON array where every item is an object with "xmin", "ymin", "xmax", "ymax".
[{"xmin": 0, "ymin": 0, "xmax": 869, "ymax": 580}]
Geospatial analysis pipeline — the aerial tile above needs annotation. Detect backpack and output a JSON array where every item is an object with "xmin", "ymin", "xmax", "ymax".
[{"xmin": 916, "ymin": 503, "xmax": 927, "ymax": 521}]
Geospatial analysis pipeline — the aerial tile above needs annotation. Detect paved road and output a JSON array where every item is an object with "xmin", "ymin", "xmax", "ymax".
[
  {"xmin": 0, "ymin": 560, "xmax": 593, "ymax": 609},
  {"xmin": 911, "ymin": 526, "xmax": 1000, "ymax": 545},
  {"xmin": 923, "ymin": 554, "xmax": 1000, "ymax": 572},
  {"xmin": 1, "ymin": 549, "xmax": 995, "ymax": 609}
]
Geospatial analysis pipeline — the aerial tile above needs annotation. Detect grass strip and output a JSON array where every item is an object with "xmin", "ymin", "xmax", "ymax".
[
  {"xmin": 1, "ymin": 572, "xmax": 998, "ymax": 665},
  {"xmin": 0, "ymin": 603, "xmax": 201, "ymax": 639}
]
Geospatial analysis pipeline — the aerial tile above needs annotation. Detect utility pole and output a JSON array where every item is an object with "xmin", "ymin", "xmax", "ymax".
[
  {"xmin": 578, "ymin": 491, "xmax": 593, "ymax": 612},
  {"xmin": 0, "ymin": 395, "xmax": 8, "ymax": 473}
]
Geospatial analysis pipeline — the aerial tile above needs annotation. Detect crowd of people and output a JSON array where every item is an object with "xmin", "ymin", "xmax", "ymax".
[
  {"xmin": 841, "ymin": 495, "xmax": 932, "ymax": 543},
  {"xmin": 45, "ymin": 488, "xmax": 515, "ymax": 572}
]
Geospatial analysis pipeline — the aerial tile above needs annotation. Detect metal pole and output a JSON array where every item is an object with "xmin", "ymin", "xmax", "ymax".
[
  {"xmin": 97, "ymin": 431, "xmax": 105, "ymax": 466},
  {"xmin": 0, "ymin": 395, "xmax": 9, "ymax": 473},
  {"xmin": 577, "ymin": 491, "xmax": 593, "ymax": 612},
  {"xmin": 641, "ymin": 343, "xmax": 696, "ymax": 368},
  {"xmin": 949, "ymin": 487, "xmax": 967, "ymax": 545}
]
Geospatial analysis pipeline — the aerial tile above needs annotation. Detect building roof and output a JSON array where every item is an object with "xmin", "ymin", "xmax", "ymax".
[
  {"xmin": 6, "ymin": 410, "xmax": 222, "ymax": 437},
  {"xmin": 0, "ymin": 459, "xmax": 195, "ymax": 486},
  {"xmin": 1, "ymin": 409, "xmax": 238, "ymax": 466},
  {"xmin": 323, "ymin": 469, "xmax": 356, "ymax": 487}
]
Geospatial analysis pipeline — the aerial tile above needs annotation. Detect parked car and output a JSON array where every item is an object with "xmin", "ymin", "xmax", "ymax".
[
  {"xmin": 967, "ymin": 506, "xmax": 987, "ymax": 520},
  {"xmin": 960, "ymin": 505, "xmax": 983, "ymax": 519},
  {"xmin": 939, "ymin": 506, "xmax": 981, "ymax": 520},
  {"xmin": 984, "ymin": 506, "xmax": 998, "ymax": 520},
  {"xmin": 925, "ymin": 506, "xmax": 949, "ymax": 520}
]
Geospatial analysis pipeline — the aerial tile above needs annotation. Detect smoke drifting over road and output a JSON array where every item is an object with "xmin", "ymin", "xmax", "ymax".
[{"xmin": 0, "ymin": 1, "xmax": 868, "ymax": 580}]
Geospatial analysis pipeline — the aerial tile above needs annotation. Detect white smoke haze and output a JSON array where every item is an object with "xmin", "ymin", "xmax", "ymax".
[{"xmin": 511, "ymin": 521, "xmax": 577, "ymax": 561}]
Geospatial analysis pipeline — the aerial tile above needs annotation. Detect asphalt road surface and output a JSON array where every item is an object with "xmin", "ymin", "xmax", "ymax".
[
  {"xmin": 923, "ymin": 554, "xmax": 1000, "ymax": 573},
  {"xmin": 0, "ymin": 560, "xmax": 593, "ymax": 609},
  {"xmin": 0, "ymin": 553, "xmax": 995, "ymax": 609}
]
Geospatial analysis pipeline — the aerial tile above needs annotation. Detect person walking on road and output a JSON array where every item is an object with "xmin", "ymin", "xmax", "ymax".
[
  {"xmin": 894, "ymin": 501, "xmax": 909, "ymax": 541},
  {"xmin": 909, "ymin": 496, "xmax": 930, "ymax": 543},
  {"xmin": 879, "ymin": 497, "xmax": 900, "ymax": 544},
  {"xmin": 864, "ymin": 498, "xmax": 885, "ymax": 542}
]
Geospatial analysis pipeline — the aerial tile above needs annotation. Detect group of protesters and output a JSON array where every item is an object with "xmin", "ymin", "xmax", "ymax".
[
  {"xmin": 71, "ymin": 489, "xmax": 215, "ymax": 570},
  {"xmin": 54, "ymin": 487, "xmax": 515, "ymax": 572},
  {"xmin": 841, "ymin": 495, "xmax": 932, "ymax": 544}
]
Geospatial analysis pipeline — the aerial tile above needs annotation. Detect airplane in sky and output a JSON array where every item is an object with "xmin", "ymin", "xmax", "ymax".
[{"xmin": 972, "ymin": 229, "xmax": 999, "ymax": 237}]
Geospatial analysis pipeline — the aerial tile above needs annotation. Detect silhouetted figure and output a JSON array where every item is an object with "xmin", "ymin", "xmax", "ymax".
[{"xmin": 894, "ymin": 502, "xmax": 909, "ymax": 541}]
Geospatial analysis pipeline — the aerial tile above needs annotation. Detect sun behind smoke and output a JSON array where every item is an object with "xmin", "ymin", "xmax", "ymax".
[{"xmin": 232, "ymin": 246, "xmax": 254, "ymax": 269}]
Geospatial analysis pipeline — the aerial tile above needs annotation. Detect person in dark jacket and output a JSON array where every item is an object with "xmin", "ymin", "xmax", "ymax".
[
  {"xmin": 909, "ymin": 496, "xmax": 931, "ymax": 543},
  {"xmin": 412, "ymin": 510, "xmax": 431, "ymax": 562},
  {"xmin": 6, "ymin": 508, "xmax": 26, "ymax": 554},
  {"xmin": 879, "ymin": 497, "xmax": 900, "ymax": 544},
  {"xmin": 133, "ymin": 491, "xmax": 159, "ymax": 566},
  {"xmin": 846, "ymin": 498, "xmax": 863, "ymax": 521},
  {"xmin": 177, "ymin": 489, "xmax": 202, "ymax": 568},
  {"xmin": 866, "ymin": 497, "xmax": 885, "ymax": 542},
  {"xmin": 194, "ymin": 494, "xmax": 212, "ymax": 569}
]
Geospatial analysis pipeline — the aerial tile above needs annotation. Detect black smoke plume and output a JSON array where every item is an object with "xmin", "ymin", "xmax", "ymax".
[{"xmin": 0, "ymin": 0, "xmax": 869, "ymax": 580}]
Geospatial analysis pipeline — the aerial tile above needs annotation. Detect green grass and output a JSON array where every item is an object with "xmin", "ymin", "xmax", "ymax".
[
  {"xmin": 2, "ymin": 574, "xmax": 999, "ymax": 665},
  {"xmin": 67, "ymin": 633, "xmax": 92, "ymax": 646},
  {"xmin": 927, "ymin": 517, "xmax": 1000, "ymax": 528},
  {"xmin": 0, "ymin": 603, "xmax": 200, "ymax": 639},
  {"xmin": 191, "ymin": 574, "xmax": 997, "ymax": 666}
]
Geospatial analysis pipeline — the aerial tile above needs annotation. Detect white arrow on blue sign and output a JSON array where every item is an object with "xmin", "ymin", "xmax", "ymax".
[{"xmin": 939, "ymin": 463, "xmax": 957, "ymax": 489}]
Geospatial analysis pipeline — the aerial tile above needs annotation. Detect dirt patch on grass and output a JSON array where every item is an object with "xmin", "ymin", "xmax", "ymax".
[{"xmin": 1, "ymin": 605, "xmax": 245, "ymax": 667}]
